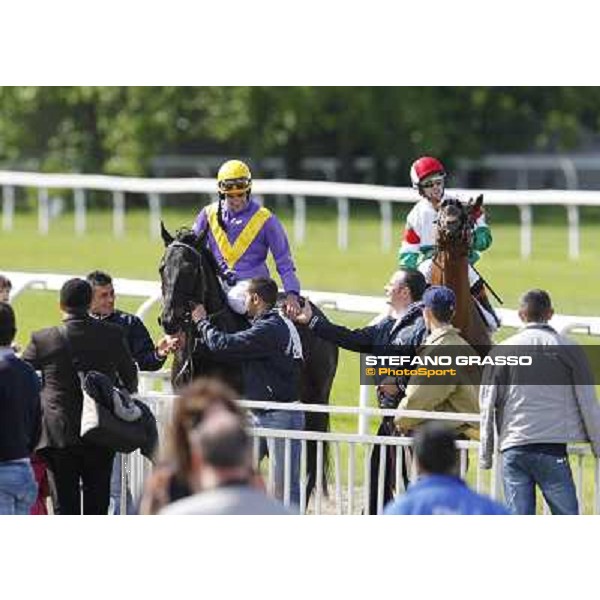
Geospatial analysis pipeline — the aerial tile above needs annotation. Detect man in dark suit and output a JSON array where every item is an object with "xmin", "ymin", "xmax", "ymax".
[
  {"xmin": 22, "ymin": 278, "xmax": 138, "ymax": 515},
  {"xmin": 0, "ymin": 302, "xmax": 41, "ymax": 515}
]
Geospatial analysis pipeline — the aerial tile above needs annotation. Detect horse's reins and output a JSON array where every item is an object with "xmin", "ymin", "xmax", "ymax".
[{"xmin": 169, "ymin": 241, "xmax": 205, "ymax": 387}]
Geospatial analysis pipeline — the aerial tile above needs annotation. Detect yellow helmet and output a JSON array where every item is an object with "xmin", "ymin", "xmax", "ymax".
[{"xmin": 217, "ymin": 159, "xmax": 252, "ymax": 194}]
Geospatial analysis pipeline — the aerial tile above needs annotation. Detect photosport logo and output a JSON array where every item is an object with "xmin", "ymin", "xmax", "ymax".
[{"xmin": 359, "ymin": 345, "xmax": 600, "ymax": 386}]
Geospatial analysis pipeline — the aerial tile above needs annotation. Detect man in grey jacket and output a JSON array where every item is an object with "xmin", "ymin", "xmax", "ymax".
[{"xmin": 479, "ymin": 289, "xmax": 600, "ymax": 515}]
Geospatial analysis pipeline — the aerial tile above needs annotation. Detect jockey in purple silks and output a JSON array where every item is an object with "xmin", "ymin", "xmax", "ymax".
[{"xmin": 192, "ymin": 159, "xmax": 302, "ymax": 320}]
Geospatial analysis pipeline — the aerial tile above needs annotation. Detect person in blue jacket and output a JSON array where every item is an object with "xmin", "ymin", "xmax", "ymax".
[
  {"xmin": 191, "ymin": 277, "xmax": 303, "ymax": 508},
  {"xmin": 384, "ymin": 421, "xmax": 509, "ymax": 515}
]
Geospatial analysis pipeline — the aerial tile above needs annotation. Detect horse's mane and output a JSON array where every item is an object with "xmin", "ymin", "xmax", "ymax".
[
  {"xmin": 173, "ymin": 226, "xmax": 228, "ymax": 304},
  {"xmin": 174, "ymin": 227, "xmax": 200, "ymax": 248}
]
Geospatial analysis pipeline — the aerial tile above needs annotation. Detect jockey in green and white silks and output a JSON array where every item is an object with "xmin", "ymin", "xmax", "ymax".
[{"xmin": 399, "ymin": 156, "xmax": 498, "ymax": 330}]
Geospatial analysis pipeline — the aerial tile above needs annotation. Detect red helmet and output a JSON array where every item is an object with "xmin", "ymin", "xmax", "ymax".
[{"xmin": 410, "ymin": 156, "xmax": 446, "ymax": 188}]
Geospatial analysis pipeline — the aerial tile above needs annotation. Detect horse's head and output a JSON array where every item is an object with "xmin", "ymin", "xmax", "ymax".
[
  {"xmin": 435, "ymin": 195, "xmax": 483, "ymax": 251},
  {"xmin": 159, "ymin": 222, "xmax": 207, "ymax": 335}
]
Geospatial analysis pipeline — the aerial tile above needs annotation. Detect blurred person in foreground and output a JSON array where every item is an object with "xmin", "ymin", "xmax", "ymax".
[
  {"xmin": 87, "ymin": 269, "xmax": 177, "ymax": 515},
  {"xmin": 480, "ymin": 289, "xmax": 600, "ymax": 515},
  {"xmin": 0, "ymin": 303, "xmax": 41, "ymax": 514},
  {"xmin": 160, "ymin": 406, "xmax": 290, "ymax": 515},
  {"xmin": 139, "ymin": 377, "xmax": 261, "ymax": 514},
  {"xmin": 384, "ymin": 422, "xmax": 508, "ymax": 515}
]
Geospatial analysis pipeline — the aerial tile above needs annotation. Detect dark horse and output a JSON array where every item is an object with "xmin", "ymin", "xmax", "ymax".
[
  {"xmin": 430, "ymin": 195, "xmax": 493, "ymax": 349},
  {"xmin": 158, "ymin": 223, "xmax": 339, "ymax": 499}
]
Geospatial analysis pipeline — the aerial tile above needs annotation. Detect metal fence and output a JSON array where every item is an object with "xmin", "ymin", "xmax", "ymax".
[{"xmin": 121, "ymin": 395, "xmax": 600, "ymax": 515}]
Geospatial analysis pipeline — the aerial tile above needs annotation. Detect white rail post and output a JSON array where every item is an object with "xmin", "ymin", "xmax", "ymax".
[
  {"xmin": 567, "ymin": 204, "xmax": 580, "ymax": 260},
  {"xmin": 595, "ymin": 458, "xmax": 600, "ymax": 516},
  {"xmin": 380, "ymin": 200, "xmax": 392, "ymax": 252},
  {"xmin": 112, "ymin": 191, "xmax": 125, "ymax": 237},
  {"xmin": 347, "ymin": 443, "xmax": 355, "ymax": 515},
  {"xmin": 148, "ymin": 192, "xmax": 161, "ymax": 239},
  {"xmin": 358, "ymin": 384, "xmax": 370, "ymax": 435},
  {"xmin": 337, "ymin": 196, "xmax": 349, "ymax": 250},
  {"xmin": 2, "ymin": 185, "xmax": 15, "ymax": 232},
  {"xmin": 38, "ymin": 188, "xmax": 50, "ymax": 235},
  {"xmin": 519, "ymin": 204, "xmax": 532, "ymax": 259},
  {"xmin": 293, "ymin": 195, "xmax": 306, "ymax": 245},
  {"xmin": 74, "ymin": 188, "xmax": 86, "ymax": 236}
]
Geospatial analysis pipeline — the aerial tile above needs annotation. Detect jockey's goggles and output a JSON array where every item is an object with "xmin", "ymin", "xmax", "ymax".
[
  {"xmin": 218, "ymin": 178, "xmax": 251, "ymax": 193},
  {"xmin": 420, "ymin": 176, "xmax": 445, "ymax": 189}
]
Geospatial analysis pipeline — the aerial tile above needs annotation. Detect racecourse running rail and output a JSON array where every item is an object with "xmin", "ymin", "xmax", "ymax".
[{"xmin": 2, "ymin": 170, "xmax": 600, "ymax": 258}]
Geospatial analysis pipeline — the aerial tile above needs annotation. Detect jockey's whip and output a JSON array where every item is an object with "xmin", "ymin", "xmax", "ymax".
[{"xmin": 470, "ymin": 263, "xmax": 504, "ymax": 305}]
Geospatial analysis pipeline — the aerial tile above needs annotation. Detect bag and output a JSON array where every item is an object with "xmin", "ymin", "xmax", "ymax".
[
  {"xmin": 79, "ymin": 389, "xmax": 157, "ymax": 455},
  {"xmin": 58, "ymin": 325, "xmax": 158, "ymax": 456}
]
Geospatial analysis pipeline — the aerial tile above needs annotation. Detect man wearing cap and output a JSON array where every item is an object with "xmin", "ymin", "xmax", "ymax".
[
  {"xmin": 22, "ymin": 278, "xmax": 138, "ymax": 515},
  {"xmin": 394, "ymin": 285, "xmax": 480, "ymax": 440}
]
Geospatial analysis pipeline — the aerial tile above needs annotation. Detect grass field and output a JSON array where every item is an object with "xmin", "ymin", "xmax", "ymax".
[{"xmin": 2, "ymin": 200, "xmax": 599, "ymax": 509}]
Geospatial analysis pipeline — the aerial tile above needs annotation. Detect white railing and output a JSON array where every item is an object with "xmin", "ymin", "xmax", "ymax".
[
  {"xmin": 2, "ymin": 170, "xmax": 600, "ymax": 258},
  {"xmin": 122, "ymin": 395, "xmax": 600, "ymax": 515},
  {"xmin": 8, "ymin": 269, "xmax": 600, "ymax": 436}
]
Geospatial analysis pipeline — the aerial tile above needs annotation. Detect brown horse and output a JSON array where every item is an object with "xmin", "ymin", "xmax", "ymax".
[{"xmin": 430, "ymin": 196, "xmax": 492, "ymax": 350}]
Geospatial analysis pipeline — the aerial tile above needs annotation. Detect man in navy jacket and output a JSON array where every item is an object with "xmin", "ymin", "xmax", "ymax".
[
  {"xmin": 191, "ymin": 277, "xmax": 303, "ymax": 508},
  {"xmin": 295, "ymin": 268, "xmax": 428, "ymax": 513},
  {"xmin": 0, "ymin": 302, "xmax": 41, "ymax": 514}
]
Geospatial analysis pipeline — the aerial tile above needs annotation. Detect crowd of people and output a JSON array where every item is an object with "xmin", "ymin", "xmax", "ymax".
[{"xmin": 2, "ymin": 156, "xmax": 600, "ymax": 515}]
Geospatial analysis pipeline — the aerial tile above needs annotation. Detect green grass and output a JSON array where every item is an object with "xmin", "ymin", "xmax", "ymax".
[{"xmin": 3, "ymin": 201, "xmax": 600, "ymax": 510}]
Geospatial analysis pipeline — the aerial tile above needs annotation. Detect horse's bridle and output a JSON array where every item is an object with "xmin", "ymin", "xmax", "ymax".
[
  {"xmin": 163, "ymin": 239, "xmax": 230, "ymax": 387},
  {"xmin": 162, "ymin": 240, "xmax": 206, "ymax": 387}
]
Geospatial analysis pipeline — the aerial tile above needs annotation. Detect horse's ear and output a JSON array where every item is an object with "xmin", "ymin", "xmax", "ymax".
[
  {"xmin": 160, "ymin": 221, "xmax": 174, "ymax": 247},
  {"xmin": 469, "ymin": 194, "xmax": 484, "ymax": 210},
  {"xmin": 196, "ymin": 226, "xmax": 208, "ymax": 247}
]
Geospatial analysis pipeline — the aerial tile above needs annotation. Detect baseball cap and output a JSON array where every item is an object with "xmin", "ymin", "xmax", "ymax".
[{"xmin": 422, "ymin": 285, "xmax": 456, "ymax": 312}]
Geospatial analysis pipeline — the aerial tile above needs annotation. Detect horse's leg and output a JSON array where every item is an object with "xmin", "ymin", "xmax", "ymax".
[{"xmin": 297, "ymin": 309, "xmax": 339, "ymax": 503}]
